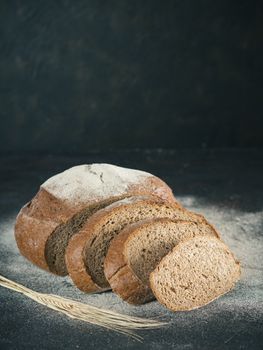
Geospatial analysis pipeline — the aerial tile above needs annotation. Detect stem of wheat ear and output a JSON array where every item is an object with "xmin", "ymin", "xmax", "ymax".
[{"xmin": 0, "ymin": 274, "xmax": 167, "ymax": 340}]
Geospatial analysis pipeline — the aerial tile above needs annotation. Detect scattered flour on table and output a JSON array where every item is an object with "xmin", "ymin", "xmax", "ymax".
[
  {"xmin": 41, "ymin": 164, "xmax": 152, "ymax": 204},
  {"xmin": 178, "ymin": 195, "xmax": 263, "ymax": 312},
  {"xmin": 1, "ymin": 197, "xmax": 263, "ymax": 321}
]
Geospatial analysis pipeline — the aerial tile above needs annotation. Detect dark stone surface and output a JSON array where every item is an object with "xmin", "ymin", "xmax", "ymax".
[
  {"xmin": 0, "ymin": 150, "xmax": 263, "ymax": 349},
  {"xmin": 0, "ymin": 1, "xmax": 263, "ymax": 153}
]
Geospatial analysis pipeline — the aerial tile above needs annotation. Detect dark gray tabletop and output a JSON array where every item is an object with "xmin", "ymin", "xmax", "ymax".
[{"xmin": 0, "ymin": 150, "xmax": 262, "ymax": 350}]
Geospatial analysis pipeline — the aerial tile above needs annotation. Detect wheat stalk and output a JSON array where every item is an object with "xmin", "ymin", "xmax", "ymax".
[{"xmin": 0, "ymin": 274, "xmax": 166, "ymax": 340}]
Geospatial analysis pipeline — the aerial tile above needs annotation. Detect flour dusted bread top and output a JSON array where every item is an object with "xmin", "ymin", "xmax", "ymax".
[
  {"xmin": 42, "ymin": 164, "xmax": 173, "ymax": 205},
  {"xmin": 15, "ymin": 163, "xmax": 177, "ymax": 275}
]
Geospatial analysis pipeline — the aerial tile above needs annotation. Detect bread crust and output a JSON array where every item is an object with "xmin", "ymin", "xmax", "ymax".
[
  {"xmin": 104, "ymin": 217, "xmax": 220, "ymax": 304},
  {"xmin": 104, "ymin": 219, "xmax": 159, "ymax": 304},
  {"xmin": 15, "ymin": 166, "xmax": 178, "ymax": 275},
  {"xmin": 109, "ymin": 264, "xmax": 154, "ymax": 304},
  {"xmin": 65, "ymin": 196, "xmax": 184, "ymax": 292},
  {"xmin": 15, "ymin": 189, "xmax": 78, "ymax": 272},
  {"xmin": 65, "ymin": 233, "xmax": 106, "ymax": 292}
]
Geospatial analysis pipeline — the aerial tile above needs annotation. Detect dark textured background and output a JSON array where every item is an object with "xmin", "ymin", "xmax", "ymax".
[
  {"xmin": 1, "ymin": 2, "xmax": 263, "ymax": 349},
  {"xmin": 1, "ymin": 0, "xmax": 263, "ymax": 154}
]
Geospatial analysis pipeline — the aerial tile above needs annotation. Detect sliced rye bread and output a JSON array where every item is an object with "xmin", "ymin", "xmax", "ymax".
[
  {"xmin": 150, "ymin": 235, "xmax": 241, "ymax": 311},
  {"xmin": 15, "ymin": 164, "xmax": 178, "ymax": 275},
  {"xmin": 104, "ymin": 218, "xmax": 220, "ymax": 304},
  {"xmin": 65, "ymin": 196, "xmax": 205, "ymax": 293}
]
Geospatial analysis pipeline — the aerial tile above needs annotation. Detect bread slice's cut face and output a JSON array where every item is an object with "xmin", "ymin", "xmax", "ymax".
[
  {"xmin": 45, "ymin": 200, "xmax": 115, "ymax": 275},
  {"xmin": 81, "ymin": 197, "xmax": 204, "ymax": 290},
  {"xmin": 150, "ymin": 236, "xmax": 241, "ymax": 312},
  {"xmin": 104, "ymin": 218, "xmax": 219, "ymax": 304},
  {"xmin": 125, "ymin": 219, "xmax": 219, "ymax": 286}
]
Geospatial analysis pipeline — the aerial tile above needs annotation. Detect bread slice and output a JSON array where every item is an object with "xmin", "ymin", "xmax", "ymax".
[
  {"xmin": 65, "ymin": 197, "xmax": 205, "ymax": 293},
  {"xmin": 104, "ymin": 218, "xmax": 220, "ymax": 304},
  {"xmin": 150, "ymin": 236, "xmax": 241, "ymax": 311},
  {"xmin": 15, "ymin": 164, "xmax": 178, "ymax": 275}
]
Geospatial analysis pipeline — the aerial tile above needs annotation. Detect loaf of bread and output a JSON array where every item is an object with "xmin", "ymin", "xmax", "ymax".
[
  {"xmin": 14, "ymin": 163, "xmax": 241, "ymax": 313},
  {"xmin": 65, "ymin": 196, "xmax": 203, "ymax": 293},
  {"xmin": 104, "ymin": 218, "xmax": 220, "ymax": 304},
  {"xmin": 15, "ymin": 164, "xmax": 177, "ymax": 275},
  {"xmin": 150, "ymin": 236, "xmax": 241, "ymax": 311}
]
